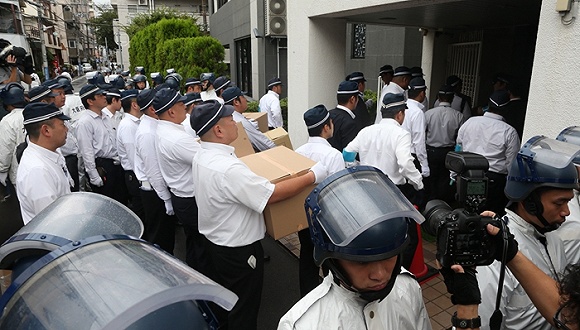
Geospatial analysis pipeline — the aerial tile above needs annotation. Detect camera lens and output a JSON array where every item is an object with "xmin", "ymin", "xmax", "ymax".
[{"xmin": 422, "ymin": 200, "xmax": 453, "ymax": 236}]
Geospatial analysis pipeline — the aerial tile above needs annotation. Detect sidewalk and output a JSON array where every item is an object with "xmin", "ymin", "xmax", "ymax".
[{"xmin": 278, "ymin": 233, "xmax": 454, "ymax": 330}]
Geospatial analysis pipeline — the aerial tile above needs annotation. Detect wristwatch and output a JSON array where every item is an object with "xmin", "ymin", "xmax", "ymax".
[{"xmin": 451, "ymin": 312, "xmax": 481, "ymax": 329}]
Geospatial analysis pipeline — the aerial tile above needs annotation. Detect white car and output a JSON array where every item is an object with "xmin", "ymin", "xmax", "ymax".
[{"xmin": 82, "ymin": 63, "xmax": 93, "ymax": 72}]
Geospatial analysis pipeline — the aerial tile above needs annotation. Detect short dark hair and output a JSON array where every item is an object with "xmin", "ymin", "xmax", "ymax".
[
  {"xmin": 381, "ymin": 107, "xmax": 404, "ymax": 119},
  {"xmin": 121, "ymin": 97, "xmax": 137, "ymax": 112},
  {"xmin": 307, "ymin": 117, "xmax": 332, "ymax": 137},
  {"xmin": 337, "ymin": 93, "xmax": 356, "ymax": 106},
  {"xmin": 558, "ymin": 263, "xmax": 580, "ymax": 327},
  {"xmin": 407, "ymin": 89, "xmax": 423, "ymax": 99},
  {"xmin": 438, "ymin": 93, "xmax": 454, "ymax": 103},
  {"xmin": 81, "ymin": 97, "xmax": 92, "ymax": 109},
  {"xmin": 106, "ymin": 95, "xmax": 120, "ymax": 105},
  {"xmin": 25, "ymin": 118, "xmax": 54, "ymax": 139}
]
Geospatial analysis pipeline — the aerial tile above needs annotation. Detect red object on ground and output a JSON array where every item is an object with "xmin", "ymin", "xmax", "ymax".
[{"xmin": 409, "ymin": 222, "xmax": 429, "ymax": 279}]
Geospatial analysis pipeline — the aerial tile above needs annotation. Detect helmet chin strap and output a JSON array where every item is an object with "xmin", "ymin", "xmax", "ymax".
[
  {"xmin": 328, "ymin": 256, "xmax": 402, "ymax": 303},
  {"xmin": 534, "ymin": 213, "xmax": 560, "ymax": 234}
]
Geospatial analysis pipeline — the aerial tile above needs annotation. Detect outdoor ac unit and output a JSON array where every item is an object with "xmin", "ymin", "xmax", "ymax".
[
  {"xmin": 138, "ymin": 0, "xmax": 148, "ymax": 6},
  {"xmin": 265, "ymin": 0, "xmax": 286, "ymax": 37}
]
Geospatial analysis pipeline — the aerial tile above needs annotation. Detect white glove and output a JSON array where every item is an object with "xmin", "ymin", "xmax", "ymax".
[
  {"xmin": 310, "ymin": 162, "xmax": 329, "ymax": 184},
  {"xmin": 249, "ymin": 119, "xmax": 259, "ymax": 130},
  {"xmin": 90, "ymin": 176, "xmax": 104, "ymax": 187},
  {"xmin": 0, "ymin": 171, "xmax": 7, "ymax": 186},
  {"xmin": 365, "ymin": 99, "xmax": 373, "ymax": 108},
  {"xmin": 164, "ymin": 199, "xmax": 175, "ymax": 216}
]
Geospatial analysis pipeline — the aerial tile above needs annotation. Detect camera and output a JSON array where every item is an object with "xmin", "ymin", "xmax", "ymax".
[{"xmin": 423, "ymin": 152, "xmax": 497, "ymax": 267}]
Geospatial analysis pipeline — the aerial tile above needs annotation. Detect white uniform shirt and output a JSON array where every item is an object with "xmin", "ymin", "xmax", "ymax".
[
  {"xmin": 457, "ymin": 112, "xmax": 520, "ymax": 174},
  {"xmin": 75, "ymin": 110, "xmax": 118, "ymax": 183},
  {"xmin": 16, "ymin": 142, "xmax": 72, "ymax": 224},
  {"xmin": 116, "ymin": 113, "xmax": 140, "ymax": 171},
  {"xmin": 134, "ymin": 115, "xmax": 171, "ymax": 201},
  {"xmin": 259, "ymin": 90, "xmax": 283, "ymax": 128},
  {"xmin": 193, "ymin": 142, "xmax": 275, "ymax": 247},
  {"xmin": 156, "ymin": 120, "xmax": 201, "ymax": 198},
  {"xmin": 424, "ymin": 102, "xmax": 465, "ymax": 148},
  {"xmin": 434, "ymin": 93, "xmax": 471, "ymax": 120},
  {"xmin": 0, "ymin": 108, "xmax": 25, "ymax": 183},
  {"xmin": 201, "ymin": 89, "xmax": 222, "ymax": 103},
  {"xmin": 375, "ymin": 82, "xmax": 405, "ymax": 124},
  {"xmin": 232, "ymin": 111, "xmax": 275, "ymax": 151},
  {"xmin": 402, "ymin": 99, "xmax": 429, "ymax": 176},
  {"xmin": 478, "ymin": 209, "xmax": 567, "ymax": 330},
  {"xmin": 295, "ymin": 136, "xmax": 345, "ymax": 175},
  {"xmin": 552, "ymin": 190, "xmax": 580, "ymax": 264},
  {"xmin": 182, "ymin": 113, "xmax": 199, "ymax": 138},
  {"xmin": 101, "ymin": 107, "xmax": 124, "ymax": 133},
  {"xmin": 345, "ymin": 119, "xmax": 423, "ymax": 190},
  {"xmin": 278, "ymin": 272, "xmax": 432, "ymax": 330},
  {"xmin": 59, "ymin": 94, "xmax": 85, "ymax": 157}
]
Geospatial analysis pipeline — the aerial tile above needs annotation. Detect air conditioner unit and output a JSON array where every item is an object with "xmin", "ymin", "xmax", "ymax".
[
  {"xmin": 138, "ymin": 0, "xmax": 148, "ymax": 6},
  {"xmin": 265, "ymin": 0, "xmax": 286, "ymax": 37}
]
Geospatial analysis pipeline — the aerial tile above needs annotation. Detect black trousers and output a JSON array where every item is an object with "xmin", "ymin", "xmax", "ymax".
[
  {"xmin": 90, "ymin": 158, "xmax": 128, "ymax": 205},
  {"xmin": 171, "ymin": 193, "xmax": 211, "ymax": 275},
  {"xmin": 206, "ymin": 240, "xmax": 264, "ymax": 330},
  {"xmin": 64, "ymin": 154, "xmax": 79, "ymax": 192},
  {"xmin": 140, "ymin": 188, "xmax": 176, "ymax": 254},
  {"xmin": 298, "ymin": 228, "xmax": 321, "ymax": 297},
  {"xmin": 397, "ymin": 184, "xmax": 421, "ymax": 271},
  {"xmin": 124, "ymin": 170, "xmax": 144, "ymax": 221},
  {"xmin": 426, "ymin": 146, "xmax": 455, "ymax": 203},
  {"xmin": 485, "ymin": 171, "xmax": 508, "ymax": 217}
]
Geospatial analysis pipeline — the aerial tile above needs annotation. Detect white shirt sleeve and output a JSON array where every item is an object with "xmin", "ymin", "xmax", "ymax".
[
  {"xmin": 271, "ymin": 99, "xmax": 283, "ymax": 128},
  {"xmin": 139, "ymin": 134, "xmax": 171, "ymax": 201},
  {"xmin": 241, "ymin": 117, "xmax": 275, "ymax": 151},
  {"xmin": 224, "ymin": 162, "xmax": 275, "ymax": 213},
  {"xmin": 75, "ymin": 119, "xmax": 100, "ymax": 181},
  {"xmin": 411, "ymin": 112, "xmax": 429, "ymax": 177},
  {"xmin": 0, "ymin": 120, "xmax": 15, "ymax": 173}
]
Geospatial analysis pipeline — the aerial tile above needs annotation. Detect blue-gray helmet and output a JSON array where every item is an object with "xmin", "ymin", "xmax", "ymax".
[
  {"xmin": 164, "ymin": 73, "xmax": 182, "ymax": 91},
  {"xmin": 1, "ymin": 82, "xmax": 26, "ymax": 106},
  {"xmin": 133, "ymin": 74, "xmax": 147, "ymax": 83},
  {"xmin": 305, "ymin": 167, "xmax": 424, "ymax": 301},
  {"xmin": 505, "ymin": 136, "xmax": 580, "ymax": 202},
  {"xmin": 200, "ymin": 72, "xmax": 216, "ymax": 85}
]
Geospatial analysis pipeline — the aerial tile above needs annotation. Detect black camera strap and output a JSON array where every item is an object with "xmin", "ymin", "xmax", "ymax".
[{"xmin": 489, "ymin": 217, "xmax": 509, "ymax": 330}]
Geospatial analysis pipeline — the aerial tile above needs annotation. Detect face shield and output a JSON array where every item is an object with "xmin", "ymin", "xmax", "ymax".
[
  {"xmin": 0, "ymin": 236, "xmax": 237, "ymax": 329},
  {"xmin": 557, "ymin": 126, "xmax": 580, "ymax": 164},
  {"xmin": 517, "ymin": 136, "xmax": 580, "ymax": 172}
]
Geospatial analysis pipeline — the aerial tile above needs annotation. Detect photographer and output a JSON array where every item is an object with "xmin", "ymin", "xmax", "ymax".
[{"xmin": 0, "ymin": 39, "xmax": 33, "ymax": 88}]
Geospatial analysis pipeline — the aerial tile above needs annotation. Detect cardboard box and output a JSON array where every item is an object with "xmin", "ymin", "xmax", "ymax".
[
  {"xmin": 241, "ymin": 146, "xmax": 316, "ymax": 239},
  {"xmin": 243, "ymin": 112, "xmax": 268, "ymax": 133},
  {"xmin": 264, "ymin": 127, "xmax": 293, "ymax": 150},
  {"xmin": 229, "ymin": 122, "xmax": 255, "ymax": 157}
]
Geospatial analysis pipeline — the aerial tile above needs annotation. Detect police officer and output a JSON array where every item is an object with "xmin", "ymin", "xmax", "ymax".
[
  {"xmin": 212, "ymin": 76, "xmax": 231, "ymax": 104},
  {"xmin": 259, "ymin": 77, "xmax": 283, "ymax": 129},
  {"xmin": 375, "ymin": 66, "xmax": 412, "ymax": 124},
  {"xmin": 294, "ymin": 104, "xmax": 345, "ymax": 297},
  {"xmin": 76, "ymin": 84, "xmax": 124, "ymax": 203},
  {"xmin": 185, "ymin": 77, "xmax": 202, "ymax": 94},
  {"xmin": 134, "ymin": 89, "xmax": 176, "ymax": 254},
  {"xmin": 327, "ymin": 80, "xmax": 360, "ymax": 152},
  {"xmin": 154, "ymin": 88, "xmax": 207, "ymax": 273},
  {"xmin": 424, "ymin": 85, "xmax": 465, "ymax": 203},
  {"xmin": 477, "ymin": 137, "xmax": 579, "ymax": 330},
  {"xmin": 190, "ymin": 100, "xmax": 327, "ymax": 330},
  {"xmin": 458, "ymin": 89, "xmax": 520, "ymax": 216},
  {"xmin": 346, "ymin": 72, "xmax": 372, "ymax": 130},
  {"xmin": 116, "ymin": 89, "xmax": 144, "ymax": 220},
  {"xmin": 278, "ymin": 167, "xmax": 430, "ymax": 329},
  {"xmin": 16, "ymin": 103, "xmax": 72, "ymax": 224},
  {"xmin": 200, "ymin": 72, "xmax": 217, "ymax": 101},
  {"xmin": 0, "ymin": 83, "xmax": 27, "ymax": 188},
  {"xmin": 102, "ymin": 88, "xmax": 124, "ymax": 132},
  {"xmin": 403, "ymin": 77, "xmax": 430, "ymax": 180},
  {"xmin": 164, "ymin": 72, "xmax": 182, "ymax": 92},
  {"xmin": 434, "ymin": 75, "xmax": 472, "ymax": 121},
  {"xmin": 150, "ymin": 72, "xmax": 164, "ymax": 88},
  {"xmin": 222, "ymin": 86, "xmax": 275, "ymax": 151},
  {"xmin": 379, "ymin": 64, "xmax": 394, "ymax": 87}
]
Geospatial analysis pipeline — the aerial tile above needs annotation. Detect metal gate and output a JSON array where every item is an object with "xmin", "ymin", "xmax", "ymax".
[{"xmin": 447, "ymin": 41, "xmax": 481, "ymax": 105}]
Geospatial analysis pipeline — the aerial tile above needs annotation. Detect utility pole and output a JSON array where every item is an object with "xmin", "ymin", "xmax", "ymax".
[
  {"xmin": 113, "ymin": 19, "xmax": 123, "ymax": 70},
  {"xmin": 33, "ymin": 0, "xmax": 50, "ymax": 81}
]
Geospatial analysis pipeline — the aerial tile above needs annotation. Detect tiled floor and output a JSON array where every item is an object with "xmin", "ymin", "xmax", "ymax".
[{"xmin": 279, "ymin": 233, "xmax": 454, "ymax": 330}]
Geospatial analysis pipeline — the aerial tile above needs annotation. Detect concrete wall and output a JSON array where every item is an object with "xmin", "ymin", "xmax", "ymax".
[{"xmin": 525, "ymin": 0, "xmax": 580, "ymax": 142}]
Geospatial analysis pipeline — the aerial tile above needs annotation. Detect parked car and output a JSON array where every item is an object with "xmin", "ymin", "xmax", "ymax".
[{"xmin": 82, "ymin": 63, "xmax": 93, "ymax": 72}]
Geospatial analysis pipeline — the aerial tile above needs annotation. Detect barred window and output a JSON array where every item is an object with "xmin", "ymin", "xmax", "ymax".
[{"xmin": 351, "ymin": 23, "xmax": 366, "ymax": 59}]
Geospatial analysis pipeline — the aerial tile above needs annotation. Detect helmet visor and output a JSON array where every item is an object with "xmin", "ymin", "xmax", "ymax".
[
  {"xmin": 522, "ymin": 136, "xmax": 580, "ymax": 168},
  {"xmin": 313, "ymin": 168, "xmax": 424, "ymax": 247}
]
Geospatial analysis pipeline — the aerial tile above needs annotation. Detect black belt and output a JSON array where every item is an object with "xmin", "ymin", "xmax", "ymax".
[
  {"xmin": 426, "ymin": 145, "xmax": 454, "ymax": 150},
  {"xmin": 96, "ymin": 157, "xmax": 121, "ymax": 166}
]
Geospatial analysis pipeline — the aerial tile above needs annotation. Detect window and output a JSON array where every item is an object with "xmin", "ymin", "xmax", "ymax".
[
  {"xmin": 0, "ymin": 3, "xmax": 23, "ymax": 35},
  {"xmin": 351, "ymin": 23, "xmax": 366, "ymax": 59},
  {"xmin": 217, "ymin": 0, "xmax": 228, "ymax": 10},
  {"xmin": 68, "ymin": 40, "xmax": 76, "ymax": 48},
  {"xmin": 235, "ymin": 38, "xmax": 252, "ymax": 96}
]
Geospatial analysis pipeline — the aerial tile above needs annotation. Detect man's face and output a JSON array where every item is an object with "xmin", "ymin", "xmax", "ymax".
[
  {"xmin": 92, "ymin": 93, "xmax": 108, "ymax": 109},
  {"xmin": 201, "ymin": 81, "xmax": 210, "ymax": 91},
  {"xmin": 49, "ymin": 118, "xmax": 68, "ymax": 148},
  {"xmin": 52, "ymin": 88, "xmax": 66, "ymax": 108},
  {"xmin": 111, "ymin": 98, "xmax": 122, "ymax": 111},
  {"xmin": 381, "ymin": 73, "xmax": 393, "ymax": 85},
  {"xmin": 217, "ymin": 114, "xmax": 238, "ymax": 143},
  {"xmin": 337, "ymin": 256, "xmax": 398, "ymax": 292},
  {"xmin": 170, "ymin": 101, "xmax": 187, "ymax": 123},
  {"xmin": 536, "ymin": 189, "xmax": 575, "ymax": 227},
  {"xmin": 357, "ymin": 81, "xmax": 365, "ymax": 93},
  {"xmin": 235, "ymin": 95, "xmax": 248, "ymax": 112},
  {"xmin": 136, "ymin": 81, "xmax": 146, "ymax": 90},
  {"xmin": 273, "ymin": 84, "xmax": 282, "ymax": 94}
]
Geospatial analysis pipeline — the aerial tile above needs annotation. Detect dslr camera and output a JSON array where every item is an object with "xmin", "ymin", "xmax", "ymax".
[
  {"xmin": 0, "ymin": 39, "xmax": 33, "ymax": 74},
  {"xmin": 423, "ymin": 152, "xmax": 497, "ymax": 267}
]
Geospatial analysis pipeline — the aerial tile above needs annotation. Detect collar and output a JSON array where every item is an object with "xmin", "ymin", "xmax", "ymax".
[
  {"xmin": 27, "ymin": 140, "xmax": 61, "ymax": 164},
  {"xmin": 125, "ymin": 113, "xmax": 140, "ymax": 122},
  {"xmin": 379, "ymin": 118, "xmax": 401, "ymax": 126},
  {"xmin": 141, "ymin": 114, "xmax": 157, "ymax": 124},
  {"xmin": 87, "ymin": 109, "xmax": 101, "ymax": 119},
  {"xmin": 102, "ymin": 107, "xmax": 113, "ymax": 118},
  {"xmin": 158, "ymin": 119, "xmax": 186, "ymax": 131},
  {"xmin": 268, "ymin": 90, "xmax": 280, "ymax": 98},
  {"xmin": 307, "ymin": 136, "xmax": 332, "ymax": 146},
  {"xmin": 483, "ymin": 111, "xmax": 505, "ymax": 121},
  {"xmin": 439, "ymin": 101, "xmax": 451, "ymax": 107},
  {"xmin": 505, "ymin": 209, "xmax": 545, "ymax": 240},
  {"xmin": 336, "ymin": 105, "xmax": 356, "ymax": 119},
  {"xmin": 406, "ymin": 98, "xmax": 425, "ymax": 110},
  {"xmin": 200, "ymin": 141, "xmax": 236, "ymax": 155}
]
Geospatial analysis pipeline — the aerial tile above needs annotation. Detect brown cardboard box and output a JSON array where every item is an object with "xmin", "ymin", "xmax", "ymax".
[
  {"xmin": 243, "ymin": 112, "xmax": 268, "ymax": 133},
  {"xmin": 229, "ymin": 122, "xmax": 255, "ymax": 157},
  {"xmin": 264, "ymin": 127, "xmax": 293, "ymax": 150},
  {"xmin": 241, "ymin": 146, "xmax": 315, "ymax": 239}
]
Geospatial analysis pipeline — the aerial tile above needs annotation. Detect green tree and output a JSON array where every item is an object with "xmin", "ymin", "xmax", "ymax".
[
  {"xmin": 124, "ymin": 7, "xmax": 199, "ymax": 39},
  {"xmin": 89, "ymin": 9, "xmax": 118, "ymax": 50}
]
